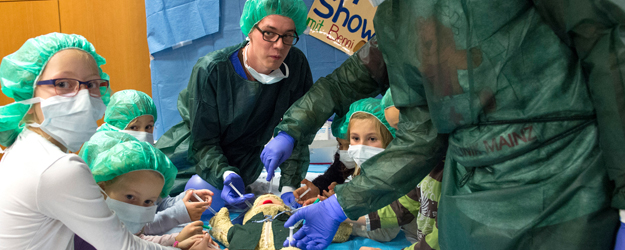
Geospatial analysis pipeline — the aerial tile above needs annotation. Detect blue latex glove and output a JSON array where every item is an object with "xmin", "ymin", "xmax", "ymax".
[
  {"xmin": 283, "ymin": 195, "xmax": 347, "ymax": 250},
  {"xmin": 281, "ymin": 192, "xmax": 302, "ymax": 209},
  {"xmin": 221, "ymin": 173, "xmax": 255, "ymax": 210},
  {"xmin": 261, "ymin": 132, "xmax": 295, "ymax": 181},
  {"xmin": 616, "ymin": 222, "xmax": 625, "ymax": 250}
]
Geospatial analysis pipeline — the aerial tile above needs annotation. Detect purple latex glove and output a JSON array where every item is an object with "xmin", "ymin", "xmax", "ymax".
[
  {"xmin": 281, "ymin": 192, "xmax": 302, "ymax": 209},
  {"xmin": 221, "ymin": 173, "xmax": 255, "ymax": 209},
  {"xmin": 261, "ymin": 132, "xmax": 295, "ymax": 181},
  {"xmin": 615, "ymin": 222, "xmax": 625, "ymax": 250},
  {"xmin": 283, "ymin": 195, "xmax": 347, "ymax": 250}
]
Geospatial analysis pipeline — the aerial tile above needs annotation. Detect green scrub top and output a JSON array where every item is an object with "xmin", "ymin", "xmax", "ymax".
[
  {"xmin": 274, "ymin": 0, "xmax": 625, "ymax": 249},
  {"xmin": 156, "ymin": 41, "xmax": 313, "ymax": 194}
]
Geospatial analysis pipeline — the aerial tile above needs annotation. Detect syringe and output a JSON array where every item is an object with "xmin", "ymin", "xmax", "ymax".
[
  {"xmin": 192, "ymin": 191, "xmax": 218, "ymax": 214},
  {"xmin": 297, "ymin": 188, "xmax": 311, "ymax": 201},
  {"xmin": 229, "ymin": 183, "xmax": 253, "ymax": 208},
  {"xmin": 289, "ymin": 187, "xmax": 311, "ymax": 207},
  {"xmin": 267, "ymin": 177, "xmax": 273, "ymax": 194},
  {"xmin": 288, "ymin": 226, "xmax": 295, "ymax": 247}
]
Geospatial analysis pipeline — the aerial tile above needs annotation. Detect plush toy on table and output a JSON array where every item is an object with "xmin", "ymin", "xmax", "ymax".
[{"xmin": 209, "ymin": 194, "xmax": 352, "ymax": 250}]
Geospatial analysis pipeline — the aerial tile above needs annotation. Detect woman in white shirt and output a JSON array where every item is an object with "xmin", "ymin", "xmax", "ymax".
[{"xmin": 0, "ymin": 33, "xmax": 213, "ymax": 250}]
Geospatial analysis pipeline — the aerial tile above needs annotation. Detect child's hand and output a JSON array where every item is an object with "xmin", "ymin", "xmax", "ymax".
[
  {"xmin": 301, "ymin": 197, "xmax": 317, "ymax": 206},
  {"xmin": 322, "ymin": 182, "xmax": 337, "ymax": 197},
  {"xmin": 183, "ymin": 190, "xmax": 213, "ymax": 221},
  {"xmin": 176, "ymin": 221, "xmax": 205, "ymax": 242},
  {"xmin": 189, "ymin": 233, "xmax": 220, "ymax": 250},
  {"xmin": 176, "ymin": 234, "xmax": 204, "ymax": 250},
  {"xmin": 314, "ymin": 195, "xmax": 329, "ymax": 204},
  {"xmin": 294, "ymin": 179, "xmax": 319, "ymax": 204},
  {"xmin": 301, "ymin": 195, "xmax": 328, "ymax": 206}
]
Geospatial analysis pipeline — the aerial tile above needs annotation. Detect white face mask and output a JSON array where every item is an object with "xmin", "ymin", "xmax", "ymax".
[
  {"xmin": 347, "ymin": 144, "xmax": 385, "ymax": 167},
  {"xmin": 101, "ymin": 190, "xmax": 157, "ymax": 234},
  {"xmin": 21, "ymin": 89, "xmax": 106, "ymax": 152},
  {"xmin": 338, "ymin": 150, "xmax": 356, "ymax": 169},
  {"xmin": 243, "ymin": 44, "xmax": 289, "ymax": 84},
  {"xmin": 121, "ymin": 130, "xmax": 154, "ymax": 145}
]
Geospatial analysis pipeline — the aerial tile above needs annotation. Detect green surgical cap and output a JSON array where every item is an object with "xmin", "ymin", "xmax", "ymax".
[
  {"xmin": 100, "ymin": 90, "xmax": 157, "ymax": 131},
  {"xmin": 79, "ymin": 131, "xmax": 137, "ymax": 169},
  {"xmin": 240, "ymin": 0, "xmax": 308, "ymax": 35},
  {"xmin": 331, "ymin": 115, "xmax": 347, "ymax": 140},
  {"xmin": 342, "ymin": 98, "xmax": 396, "ymax": 138},
  {"xmin": 0, "ymin": 32, "xmax": 109, "ymax": 147},
  {"xmin": 85, "ymin": 131, "xmax": 177, "ymax": 198},
  {"xmin": 381, "ymin": 89, "xmax": 394, "ymax": 109}
]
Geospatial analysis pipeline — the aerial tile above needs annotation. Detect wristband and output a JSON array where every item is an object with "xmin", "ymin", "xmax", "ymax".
[{"xmin": 173, "ymin": 240, "xmax": 179, "ymax": 247}]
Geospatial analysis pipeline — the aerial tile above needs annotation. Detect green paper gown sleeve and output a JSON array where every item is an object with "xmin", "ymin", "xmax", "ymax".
[
  {"xmin": 277, "ymin": 55, "xmax": 314, "ymax": 191},
  {"xmin": 184, "ymin": 58, "xmax": 239, "ymax": 190},
  {"xmin": 275, "ymin": 38, "xmax": 387, "ymax": 191},
  {"xmin": 274, "ymin": 37, "xmax": 388, "ymax": 145},
  {"xmin": 277, "ymin": 127, "xmax": 311, "ymax": 190},
  {"xmin": 531, "ymin": 0, "xmax": 625, "ymax": 209},
  {"xmin": 275, "ymin": 37, "xmax": 448, "ymax": 219}
]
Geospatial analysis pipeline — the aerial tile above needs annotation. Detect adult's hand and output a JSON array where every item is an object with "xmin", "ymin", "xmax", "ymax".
[
  {"xmin": 283, "ymin": 195, "xmax": 347, "ymax": 250},
  {"xmin": 261, "ymin": 132, "xmax": 295, "ymax": 181},
  {"xmin": 221, "ymin": 173, "xmax": 254, "ymax": 209},
  {"xmin": 294, "ymin": 179, "xmax": 320, "ymax": 204}
]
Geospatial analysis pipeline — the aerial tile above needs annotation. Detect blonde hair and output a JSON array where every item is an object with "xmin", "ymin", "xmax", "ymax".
[
  {"xmin": 347, "ymin": 112, "xmax": 394, "ymax": 148},
  {"xmin": 347, "ymin": 112, "xmax": 393, "ymax": 176}
]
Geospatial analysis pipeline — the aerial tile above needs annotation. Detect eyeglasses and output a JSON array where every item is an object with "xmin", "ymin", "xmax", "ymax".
[
  {"xmin": 254, "ymin": 26, "xmax": 299, "ymax": 46},
  {"xmin": 37, "ymin": 78, "xmax": 110, "ymax": 98}
]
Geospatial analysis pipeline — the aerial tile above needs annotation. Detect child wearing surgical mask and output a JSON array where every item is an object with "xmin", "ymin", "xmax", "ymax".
[
  {"xmin": 98, "ymin": 89, "xmax": 157, "ymax": 144},
  {"xmin": 349, "ymin": 90, "xmax": 445, "ymax": 249},
  {"xmin": 74, "ymin": 132, "xmax": 218, "ymax": 250},
  {"xmin": 88, "ymin": 90, "xmax": 213, "ymax": 235},
  {"xmin": 0, "ymin": 33, "xmax": 214, "ymax": 249},
  {"xmin": 297, "ymin": 98, "xmax": 405, "ymax": 242},
  {"xmin": 297, "ymin": 98, "xmax": 396, "ymax": 204},
  {"xmin": 80, "ymin": 131, "xmax": 214, "ymax": 236}
]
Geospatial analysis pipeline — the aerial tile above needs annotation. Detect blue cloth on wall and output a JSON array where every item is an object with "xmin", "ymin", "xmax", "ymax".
[
  {"xmin": 146, "ymin": 0, "xmax": 220, "ymax": 54},
  {"xmin": 148, "ymin": 0, "xmax": 350, "ymax": 139}
]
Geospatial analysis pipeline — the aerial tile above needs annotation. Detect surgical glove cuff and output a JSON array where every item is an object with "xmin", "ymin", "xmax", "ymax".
[
  {"xmin": 276, "ymin": 131, "xmax": 295, "ymax": 145},
  {"xmin": 281, "ymin": 186, "xmax": 295, "ymax": 194},
  {"xmin": 223, "ymin": 171, "xmax": 238, "ymax": 182},
  {"xmin": 224, "ymin": 172, "xmax": 241, "ymax": 184},
  {"xmin": 327, "ymin": 195, "xmax": 348, "ymax": 222}
]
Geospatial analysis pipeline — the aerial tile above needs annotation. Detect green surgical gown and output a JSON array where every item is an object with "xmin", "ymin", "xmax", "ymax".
[
  {"xmin": 274, "ymin": 0, "xmax": 625, "ymax": 249},
  {"xmin": 156, "ymin": 41, "xmax": 313, "ymax": 194}
]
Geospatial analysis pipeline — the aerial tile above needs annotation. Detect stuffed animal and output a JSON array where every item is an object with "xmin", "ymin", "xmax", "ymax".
[{"xmin": 209, "ymin": 194, "xmax": 352, "ymax": 250}]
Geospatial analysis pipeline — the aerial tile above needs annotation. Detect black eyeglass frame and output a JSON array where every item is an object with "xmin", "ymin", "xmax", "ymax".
[{"xmin": 254, "ymin": 25, "xmax": 299, "ymax": 46}]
